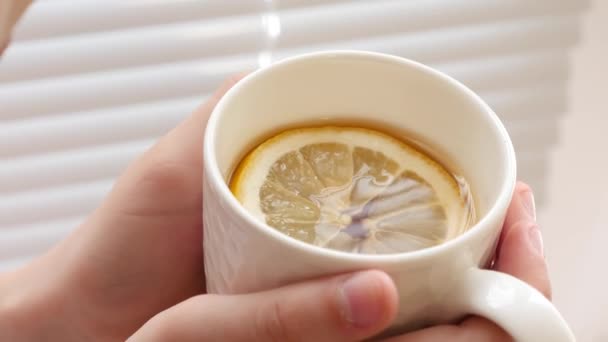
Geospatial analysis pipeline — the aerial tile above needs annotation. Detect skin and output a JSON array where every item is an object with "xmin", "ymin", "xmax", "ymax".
[{"xmin": 0, "ymin": 5, "xmax": 550, "ymax": 341}]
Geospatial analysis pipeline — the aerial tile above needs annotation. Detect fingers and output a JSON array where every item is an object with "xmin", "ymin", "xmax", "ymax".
[
  {"xmin": 382, "ymin": 317, "xmax": 512, "ymax": 342},
  {"xmin": 494, "ymin": 181, "xmax": 551, "ymax": 299},
  {"xmin": 128, "ymin": 270, "xmax": 398, "ymax": 342}
]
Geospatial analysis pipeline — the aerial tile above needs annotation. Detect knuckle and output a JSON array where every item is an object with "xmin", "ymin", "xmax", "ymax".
[{"xmin": 255, "ymin": 301, "xmax": 295, "ymax": 342}]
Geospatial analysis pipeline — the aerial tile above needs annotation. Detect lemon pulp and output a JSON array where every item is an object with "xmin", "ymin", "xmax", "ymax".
[{"xmin": 230, "ymin": 126, "xmax": 474, "ymax": 254}]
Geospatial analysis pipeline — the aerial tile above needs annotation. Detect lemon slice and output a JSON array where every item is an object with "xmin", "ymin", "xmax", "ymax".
[{"xmin": 231, "ymin": 126, "xmax": 474, "ymax": 254}]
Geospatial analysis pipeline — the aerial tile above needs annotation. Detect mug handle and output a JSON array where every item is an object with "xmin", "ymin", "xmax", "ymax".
[{"xmin": 450, "ymin": 267, "xmax": 575, "ymax": 342}]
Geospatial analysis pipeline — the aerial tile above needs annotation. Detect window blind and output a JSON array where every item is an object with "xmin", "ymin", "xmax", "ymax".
[{"xmin": 0, "ymin": 0, "xmax": 589, "ymax": 271}]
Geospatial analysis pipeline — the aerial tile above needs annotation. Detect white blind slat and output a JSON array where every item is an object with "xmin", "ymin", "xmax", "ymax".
[
  {"xmin": 14, "ymin": 0, "xmax": 266, "ymax": 41},
  {"xmin": 14, "ymin": 0, "xmax": 357, "ymax": 42},
  {"xmin": 276, "ymin": 0, "xmax": 587, "ymax": 48},
  {"xmin": 274, "ymin": 15, "xmax": 580, "ymax": 66},
  {"xmin": 0, "ymin": 55, "xmax": 255, "ymax": 119},
  {"xmin": 2, "ymin": 13, "xmax": 580, "ymax": 83},
  {"xmin": 1, "ymin": 97, "xmax": 201, "ymax": 157},
  {"xmin": 433, "ymin": 49, "xmax": 569, "ymax": 92},
  {"xmin": 0, "ymin": 139, "xmax": 154, "ymax": 194},
  {"xmin": 3, "ymin": 15, "xmax": 266, "ymax": 82},
  {"xmin": 0, "ymin": 180, "xmax": 113, "ymax": 227}
]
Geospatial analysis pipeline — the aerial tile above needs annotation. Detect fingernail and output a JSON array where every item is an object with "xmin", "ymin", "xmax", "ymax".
[
  {"xmin": 528, "ymin": 225, "xmax": 544, "ymax": 256},
  {"xmin": 339, "ymin": 271, "xmax": 386, "ymax": 329},
  {"xmin": 521, "ymin": 190, "xmax": 536, "ymax": 221}
]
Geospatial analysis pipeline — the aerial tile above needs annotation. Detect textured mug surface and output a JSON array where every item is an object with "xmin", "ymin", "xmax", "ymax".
[{"xmin": 203, "ymin": 51, "xmax": 574, "ymax": 341}]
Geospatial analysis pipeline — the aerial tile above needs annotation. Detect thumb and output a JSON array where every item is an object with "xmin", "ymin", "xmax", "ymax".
[{"xmin": 128, "ymin": 270, "xmax": 398, "ymax": 342}]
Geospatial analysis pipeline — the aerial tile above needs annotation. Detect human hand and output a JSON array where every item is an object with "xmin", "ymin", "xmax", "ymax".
[
  {"xmin": 0, "ymin": 77, "xmax": 400, "ymax": 341},
  {"xmin": 0, "ymin": 69, "xmax": 550, "ymax": 341}
]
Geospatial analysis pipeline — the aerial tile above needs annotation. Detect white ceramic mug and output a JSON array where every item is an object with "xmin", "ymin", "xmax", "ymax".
[{"xmin": 203, "ymin": 51, "xmax": 574, "ymax": 341}]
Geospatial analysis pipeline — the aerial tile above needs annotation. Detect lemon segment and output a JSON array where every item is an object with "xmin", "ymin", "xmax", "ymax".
[{"xmin": 230, "ymin": 126, "xmax": 473, "ymax": 254}]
